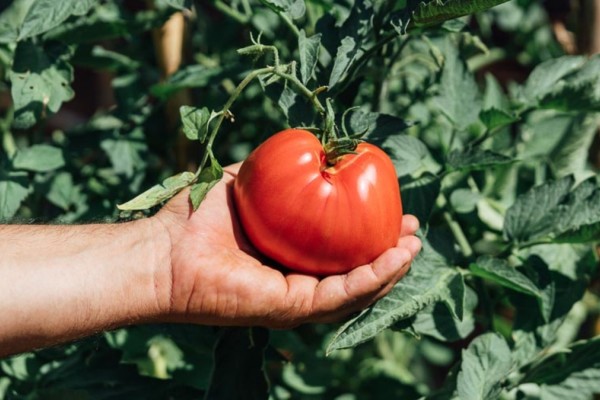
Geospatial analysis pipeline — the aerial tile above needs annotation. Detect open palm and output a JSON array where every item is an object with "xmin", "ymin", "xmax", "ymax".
[{"xmin": 156, "ymin": 163, "xmax": 421, "ymax": 328}]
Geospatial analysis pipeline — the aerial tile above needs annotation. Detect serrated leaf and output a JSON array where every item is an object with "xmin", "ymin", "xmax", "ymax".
[
  {"xmin": 383, "ymin": 135, "xmax": 433, "ymax": 177},
  {"xmin": 510, "ymin": 254, "xmax": 593, "ymax": 365},
  {"xmin": 46, "ymin": 172, "xmax": 85, "ymax": 211},
  {"xmin": 479, "ymin": 108, "xmax": 518, "ymax": 131},
  {"xmin": 205, "ymin": 327, "xmax": 269, "ymax": 400},
  {"xmin": 190, "ymin": 153, "xmax": 223, "ymax": 210},
  {"xmin": 456, "ymin": 333, "xmax": 512, "ymax": 400},
  {"xmin": 483, "ymin": 73, "xmax": 510, "ymax": 111},
  {"xmin": 117, "ymin": 171, "xmax": 195, "ymax": 211},
  {"xmin": 0, "ymin": 170, "xmax": 29, "ymax": 220},
  {"xmin": 411, "ymin": 0, "xmax": 511, "ymax": 29},
  {"xmin": 447, "ymin": 148, "xmax": 513, "ymax": 172},
  {"xmin": 0, "ymin": 0, "xmax": 35, "ymax": 43},
  {"xmin": 352, "ymin": 111, "xmax": 412, "ymax": 140},
  {"xmin": 259, "ymin": 0, "xmax": 305, "ymax": 19},
  {"xmin": 180, "ymin": 106, "xmax": 219, "ymax": 142},
  {"xmin": 298, "ymin": 30, "xmax": 321, "ymax": 84},
  {"xmin": 539, "ymin": 55, "xmax": 600, "ymax": 112},
  {"xmin": 327, "ymin": 243, "xmax": 464, "ymax": 352},
  {"xmin": 12, "ymin": 144, "xmax": 64, "ymax": 172},
  {"xmin": 100, "ymin": 130, "xmax": 147, "ymax": 178},
  {"xmin": 401, "ymin": 173, "xmax": 441, "ymax": 225},
  {"xmin": 9, "ymin": 41, "xmax": 74, "ymax": 129},
  {"xmin": 18, "ymin": 0, "xmax": 97, "ymax": 40},
  {"xmin": 504, "ymin": 176, "xmax": 600, "ymax": 245},
  {"xmin": 521, "ymin": 336, "xmax": 600, "ymax": 400},
  {"xmin": 411, "ymin": 285, "xmax": 478, "ymax": 342},
  {"xmin": 264, "ymin": 82, "xmax": 316, "ymax": 127},
  {"xmin": 435, "ymin": 37, "xmax": 482, "ymax": 129},
  {"xmin": 521, "ymin": 56, "xmax": 586, "ymax": 106},
  {"xmin": 328, "ymin": 36, "xmax": 358, "ymax": 89},
  {"xmin": 470, "ymin": 256, "xmax": 542, "ymax": 300},
  {"xmin": 549, "ymin": 114, "xmax": 600, "ymax": 178}
]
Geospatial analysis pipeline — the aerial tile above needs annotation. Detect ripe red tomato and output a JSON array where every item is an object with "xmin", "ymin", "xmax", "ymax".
[{"xmin": 233, "ymin": 129, "xmax": 403, "ymax": 275}]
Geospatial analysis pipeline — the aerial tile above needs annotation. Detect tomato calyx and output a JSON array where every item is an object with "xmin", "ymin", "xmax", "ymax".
[{"xmin": 323, "ymin": 137, "xmax": 362, "ymax": 166}]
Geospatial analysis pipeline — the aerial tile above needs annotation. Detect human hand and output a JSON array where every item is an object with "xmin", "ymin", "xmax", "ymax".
[{"xmin": 153, "ymin": 163, "xmax": 421, "ymax": 328}]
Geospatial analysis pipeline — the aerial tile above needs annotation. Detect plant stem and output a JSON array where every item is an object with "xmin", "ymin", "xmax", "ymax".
[
  {"xmin": 1, "ymin": 126, "xmax": 16, "ymax": 158},
  {"xmin": 278, "ymin": 12, "xmax": 301, "ymax": 38},
  {"xmin": 213, "ymin": 0, "xmax": 249, "ymax": 24},
  {"xmin": 438, "ymin": 193, "xmax": 474, "ymax": 258},
  {"xmin": 197, "ymin": 65, "xmax": 326, "ymax": 173}
]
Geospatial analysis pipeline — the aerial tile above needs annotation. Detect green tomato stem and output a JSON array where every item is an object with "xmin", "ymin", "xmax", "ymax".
[{"xmin": 197, "ymin": 63, "xmax": 326, "ymax": 174}]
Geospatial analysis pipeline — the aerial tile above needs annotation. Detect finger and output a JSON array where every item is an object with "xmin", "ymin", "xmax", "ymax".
[
  {"xmin": 400, "ymin": 214, "xmax": 420, "ymax": 236},
  {"xmin": 309, "ymin": 247, "xmax": 412, "ymax": 319},
  {"xmin": 397, "ymin": 235, "xmax": 422, "ymax": 259}
]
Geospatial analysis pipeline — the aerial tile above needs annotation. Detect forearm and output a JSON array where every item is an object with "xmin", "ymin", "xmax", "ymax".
[{"xmin": 0, "ymin": 218, "xmax": 171, "ymax": 357}]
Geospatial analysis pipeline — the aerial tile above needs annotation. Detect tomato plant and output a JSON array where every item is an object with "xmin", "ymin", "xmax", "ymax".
[
  {"xmin": 233, "ymin": 128, "xmax": 402, "ymax": 275},
  {"xmin": 2, "ymin": 0, "xmax": 600, "ymax": 399}
]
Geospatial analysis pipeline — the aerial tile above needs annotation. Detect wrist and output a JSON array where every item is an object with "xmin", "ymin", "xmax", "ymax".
[{"xmin": 140, "ymin": 215, "xmax": 174, "ymax": 321}]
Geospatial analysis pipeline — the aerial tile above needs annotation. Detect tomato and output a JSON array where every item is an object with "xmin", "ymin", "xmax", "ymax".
[{"xmin": 233, "ymin": 129, "xmax": 403, "ymax": 275}]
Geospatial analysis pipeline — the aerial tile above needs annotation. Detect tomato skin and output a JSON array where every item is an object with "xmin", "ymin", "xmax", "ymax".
[{"xmin": 233, "ymin": 129, "xmax": 403, "ymax": 275}]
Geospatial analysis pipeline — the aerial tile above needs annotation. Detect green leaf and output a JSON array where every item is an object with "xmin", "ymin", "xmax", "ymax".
[
  {"xmin": 298, "ymin": 30, "xmax": 321, "ymax": 85},
  {"xmin": 456, "ymin": 333, "xmax": 512, "ymax": 400},
  {"xmin": 384, "ymin": 135, "xmax": 434, "ymax": 177},
  {"xmin": 12, "ymin": 144, "xmax": 64, "ymax": 172},
  {"xmin": 539, "ymin": 55, "xmax": 600, "ymax": 112},
  {"xmin": 352, "ymin": 111, "xmax": 412, "ymax": 140},
  {"xmin": 482, "ymin": 73, "xmax": 510, "ymax": 111},
  {"xmin": 401, "ymin": 173, "xmax": 441, "ymax": 225},
  {"xmin": 45, "ymin": 6, "xmax": 171, "ymax": 45},
  {"xmin": 327, "ymin": 243, "xmax": 464, "ymax": 352},
  {"xmin": 0, "ymin": 0, "xmax": 35, "ymax": 43},
  {"xmin": 264, "ymin": 82, "xmax": 316, "ymax": 127},
  {"xmin": 520, "ymin": 336, "xmax": 600, "ymax": 399},
  {"xmin": 450, "ymin": 188, "xmax": 481, "ymax": 214},
  {"xmin": 511, "ymin": 255, "xmax": 591, "ymax": 365},
  {"xmin": 190, "ymin": 154, "xmax": 223, "ymax": 210},
  {"xmin": 117, "ymin": 171, "xmax": 195, "ymax": 211},
  {"xmin": 504, "ymin": 176, "xmax": 600, "ymax": 245},
  {"xmin": 0, "ymin": 169, "xmax": 29, "ymax": 220},
  {"xmin": 446, "ymin": 148, "xmax": 513, "ymax": 172},
  {"xmin": 151, "ymin": 64, "xmax": 231, "ymax": 100},
  {"xmin": 18, "ymin": 0, "xmax": 97, "ymax": 40},
  {"xmin": 100, "ymin": 130, "xmax": 147, "ymax": 178},
  {"xmin": 411, "ymin": 0, "xmax": 511, "ymax": 29},
  {"xmin": 469, "ymin": 256, "xmax": 542, "ymax": 299},
  {"xmin": 9, "ymin": 41, "xmax": 74, "ymax": 129},
  {"xmin": 179, "ymin": 106, "xmax": 219, "ymax": 142},
  {"xmin": 521, "ymin": 56, "xmax": 586, "ymax": 106},
  {"xmin": 411, "ymin": 285, "xmax": 478, "ymax": 342},
  {"xmin": 46, "ymin": 172, "xmax": 87, "ymax": 213},
  {"xmin": 205, "ymin": 327, "xmax": 270, "ymax": 400},
  {"xmin": 328, "ymin": 36, "xmax": 358, "ymax": 89},
  {"xmin": 259, "ymin": 0, "xmax": 305, "ymax": 19},
  {"xmin": 327, "ymin": 0, "xmax": 372, "ymax": 89},
  {"xmin": 479, "ymin": 108, "xmax": 518, "ymax": 131},
  {"xmin": 164, "ymin": 0, "xmax": 193, "ymax": 10},
  {"xmin": 435, "ymin": 36, "xmax": 482, "ymax": 130},
  {"xmin": 550, "ymin": 114, "xmax": 600, "ymax": 178}
]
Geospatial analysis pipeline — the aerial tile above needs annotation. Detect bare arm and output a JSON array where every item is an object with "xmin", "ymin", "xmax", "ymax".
[
  {"xmin": 0, "ymin": 164, "xmax": 421, "ymax": 358},
  {"xmin": 0, "ymin": 219, "xmax": 169, "ymax": 357}
]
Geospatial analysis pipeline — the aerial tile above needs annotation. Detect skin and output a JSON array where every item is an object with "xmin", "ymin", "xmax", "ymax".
[{"xmin": 0, "ymin": 163, "xmax": 421, "ymax": 358}]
